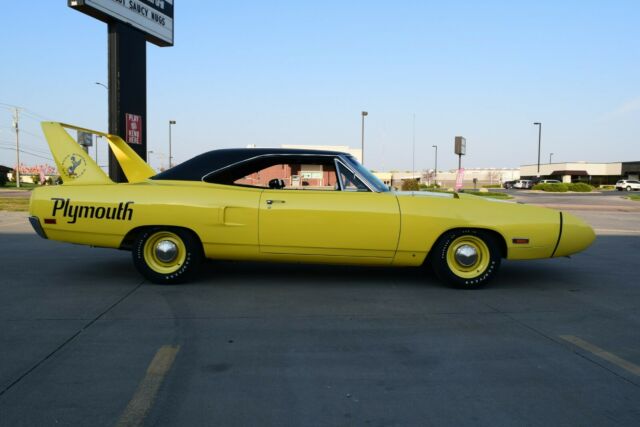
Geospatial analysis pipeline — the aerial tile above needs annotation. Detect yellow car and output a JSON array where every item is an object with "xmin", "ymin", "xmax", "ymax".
[{"xmin": 29, "ymin": 122, "xmax": 595, "ymax": 288}]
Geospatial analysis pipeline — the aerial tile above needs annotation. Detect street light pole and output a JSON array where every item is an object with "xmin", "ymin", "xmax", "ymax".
[
  {"xmin": 361, "ymin": 111, "xmax": 368, "ymax": 165},
  {"xmin": 549, "ymin": 152, "xmax": 553, "ymax": 164},
  {"xmin": 147, "ymin": 150, "xmax": 154, "ymax": 168},
  {"xmin": 168, "ymin": 120, "xmax": 176, "ymax": 168},
  {"xmin": 533, "ymin": 122, "xmax": 542, "ymax": 176},
  {"xmin": 94, "ymin": 83, "xmax": 108, "ymax": 168},
  {"xmin": 432, "ymin": 145, "xmax": 438, "ymax": 183}
]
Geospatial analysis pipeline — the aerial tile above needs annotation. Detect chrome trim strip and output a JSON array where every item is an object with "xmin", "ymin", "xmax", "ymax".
[
  {"xmin": 334, "ymin": 157, "xmax": 375, "ymax": 192},
  {"xmin": 201, "ymin": 152, "xmax": 381, "ymax": 192},
  {"xmin": 201, "ymin": 153, "xmax": 341, "ymax": 183}
]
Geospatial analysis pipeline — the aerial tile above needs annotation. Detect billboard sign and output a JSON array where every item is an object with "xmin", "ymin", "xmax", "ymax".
[
  {"xmin": 454, "ymin": 136, "xmax": 466, "ymax": 156},
  {"xmin": 77, "ymin": 131, "xmax": 93, "ymax": 147},
  {"xmin": 126, "ymin": 113, "xmax": 142, "ymax": 144},
  {"xmin": 68, "ymin": 0, "xmax": 174, "ymax": 47}
]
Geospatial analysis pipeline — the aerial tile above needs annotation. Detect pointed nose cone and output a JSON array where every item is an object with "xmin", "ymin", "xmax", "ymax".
[{"xmin": 553, "ymin": 212, "xmax": 596, "ymax": 257}]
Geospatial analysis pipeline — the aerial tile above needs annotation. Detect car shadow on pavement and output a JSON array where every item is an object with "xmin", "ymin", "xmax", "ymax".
[{"xmin": 3, "ymin": 233, "xmax": 636, "ymax": 292}]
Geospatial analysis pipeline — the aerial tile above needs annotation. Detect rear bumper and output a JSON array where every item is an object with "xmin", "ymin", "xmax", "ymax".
[{"xmin": 28, "ymin": 216, "xmax": 48, "ymax": 239}]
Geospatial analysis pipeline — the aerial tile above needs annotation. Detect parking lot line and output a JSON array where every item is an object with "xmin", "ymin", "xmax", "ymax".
[
  {"xmin": 115, "ymin": 345, "xmax": 180, "ymax": 427},
  {"xmin": 560, "ymin": 335, "xmax": 640, "ymax": 376}
]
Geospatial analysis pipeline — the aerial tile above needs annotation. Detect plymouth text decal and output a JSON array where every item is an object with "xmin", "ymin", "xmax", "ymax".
[{"xmin": 51, "ymin": 198, "xmax": 134, "ymax": 224}]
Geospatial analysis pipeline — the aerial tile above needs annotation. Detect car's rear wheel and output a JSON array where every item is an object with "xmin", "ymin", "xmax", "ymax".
[
  {"xmin": 132, "ymin": 228, "xmax": 203, "ymax": 284},
  {"xmin": 430, "ymin": 229, "xmax": 501, "ymax": 289},
  {"xmin": 627, "ymin": 186, "xmax": 632, "ymax": 191}
]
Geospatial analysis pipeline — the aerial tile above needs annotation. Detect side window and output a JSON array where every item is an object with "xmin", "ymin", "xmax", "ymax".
[
  {"xmin": 336, "ymin": 161, "xmax": 370, "ymax": 192},
  {"xmin": 233, "ymin": 161, "xmax": 339, "ymax": 190}
]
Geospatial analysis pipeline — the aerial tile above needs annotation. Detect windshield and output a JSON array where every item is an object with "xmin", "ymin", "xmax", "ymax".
[{"xmin": 344, "ymin": 156, "xmax": 390, "ymax": 192}]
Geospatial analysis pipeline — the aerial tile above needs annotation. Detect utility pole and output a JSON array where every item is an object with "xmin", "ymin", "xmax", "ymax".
[
  {"xmin": 12, "ymin": 108, "xmax": 20, "ymax": 188},
  {"xmin": 412, "ymin": 113, "xmax": 416, "ymax": 180},
  {"xmin": 533, "ymin": 122, "xmax": 542, "ymax": 176},
  {"xmin": 432, "ymin": 145, "xmax": 438, "ymax": 181}
]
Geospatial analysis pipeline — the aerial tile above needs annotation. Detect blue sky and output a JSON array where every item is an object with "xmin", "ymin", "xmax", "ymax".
[{"xmin": 1, "ymin": 1, "xmax": 638, "ymax": 172}]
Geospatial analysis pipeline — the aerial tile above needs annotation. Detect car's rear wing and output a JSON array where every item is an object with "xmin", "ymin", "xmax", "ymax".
[{"xmin": 41, "ymin": 122, "xmax": 155, "ymax": 185}]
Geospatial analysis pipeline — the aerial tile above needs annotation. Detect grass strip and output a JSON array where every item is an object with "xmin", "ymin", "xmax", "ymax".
[{"xmin": 0, "ymin": 197, "xmax": 30, "ymax": 212}]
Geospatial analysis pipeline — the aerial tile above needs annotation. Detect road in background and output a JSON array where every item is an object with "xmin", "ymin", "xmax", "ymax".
[{"xmin": 1, "ymin": 192, "xmax": 639, "ymax": 426}]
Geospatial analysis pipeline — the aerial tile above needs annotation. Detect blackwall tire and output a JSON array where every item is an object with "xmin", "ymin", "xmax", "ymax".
[
  {"xmin": 430, "ymin": 229, "xmax": 501, "ymax": 289},
  {"xmin": 132, "ymin": 228, "xmax": 203, "ymax": 284}
]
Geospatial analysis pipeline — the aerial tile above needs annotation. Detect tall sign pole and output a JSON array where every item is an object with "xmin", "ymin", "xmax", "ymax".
[
  {"xmin": 68, "ymin": 0, "xmax": 174, "ymax": 182},
  {"xmin": 108, "ymin": 21, "xmax": 147, "ymax": 182},
  {"xmin": 454, "ymin": 136, "xmax": 466, "ymax": 192}
]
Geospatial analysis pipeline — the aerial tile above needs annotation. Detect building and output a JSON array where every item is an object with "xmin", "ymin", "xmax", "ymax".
[
  {"xmin": 520, "ymin": 161, "xmax": 640, "ymax": 185},
  {"xmin": 375, "ymin": 168, "xmax": 520, "ymax": 189}
]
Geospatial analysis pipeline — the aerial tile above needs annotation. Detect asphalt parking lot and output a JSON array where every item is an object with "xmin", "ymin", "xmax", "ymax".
[{"xmin": 1, "ymin": 191, "xmax": 639, "ymax": 426}]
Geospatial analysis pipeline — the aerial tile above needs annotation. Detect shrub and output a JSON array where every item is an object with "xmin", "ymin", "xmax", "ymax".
[
  {"xmin": 31, "ymin": 174, "xmax": 41, "ymax": 185},
  {"xmin": 0, "ymin": 173, "xmax": 7, "ymax": 187},
  {"xmin": 419, "ymin": 183, "xmax": 440, "ymax": 190},
  {"xmin": 567, "ymin": 183, "xmax": 594, "ymax": 192},
  {"xmin": 532, "ymin": 183, "xmax": 568, "ymax": 192},
  {"xmin": 402, "ymin": 179, "xmax": 420, "ymax": 191}
]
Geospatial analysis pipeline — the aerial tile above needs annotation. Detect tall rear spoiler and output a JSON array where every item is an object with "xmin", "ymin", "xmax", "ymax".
[{"xmin": 41, "ymin": 122, "xmax": 155, "ymax": 185}]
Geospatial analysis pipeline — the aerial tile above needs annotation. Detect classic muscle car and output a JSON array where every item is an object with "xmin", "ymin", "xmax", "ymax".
[{"xmin": 28, "ymin": 122, "xmax": 595, "ymax": 288}]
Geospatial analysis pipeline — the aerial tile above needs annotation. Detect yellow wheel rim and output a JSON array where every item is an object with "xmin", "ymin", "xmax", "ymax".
[
  {"xmin": 446, "ymin": 235, "xmax": 490, "ymax": 279},
  {"xmin": 143, "ymin": 231, "xmax": 187, "ymax": 274}
]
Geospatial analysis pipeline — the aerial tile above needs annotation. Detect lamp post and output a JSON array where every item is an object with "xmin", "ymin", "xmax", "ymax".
[
  {"xmin": 549, "ymin": 152, "xmax": 553, "ymax": 164},
  {"xmin": 533, "ymin": 122, "xmax": 542, "ymax": 176},
  {"xmin": 147, "ymin": 150, "xmax": 154, "ymax": 168},
  {"xmin": 361, "ymin": 111, "xmax": 368, "ymax": 165},
  {"xmin": 168, "ymin": 120, "xmax": 176, "ymax": 168},
  {"xmin": 94, "ymin": 83, "xmax": 107, "ymax": 166},
  {"xmin": 432, "ymin": 145, "xmax": 438, "ymax": 183}
]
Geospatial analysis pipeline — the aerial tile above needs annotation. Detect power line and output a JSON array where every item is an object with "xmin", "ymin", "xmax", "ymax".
[
  {"xmin": 0, "ymin": 140, "xmax": 51, "ymax": 156},
  {"xmin": 0, "ymin": 146, "xmax": 54, "ymax": 161},
  {"xmin": 0, "ymin": 102, "xmax": 49, "ymax": 120}
]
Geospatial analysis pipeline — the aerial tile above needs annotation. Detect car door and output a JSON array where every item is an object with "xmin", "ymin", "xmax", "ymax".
[{"xmin": 258, "ymin": 160, "xmax": 400, "ymax": 260}]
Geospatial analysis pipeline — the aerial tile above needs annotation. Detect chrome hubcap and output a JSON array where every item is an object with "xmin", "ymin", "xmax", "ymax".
[
  {"xmin": 155, "ymin": 240, "xmax": 178, "ymax": 263},
  {"xmin": 455, "ymin": 245, "xmax": 478, "ymax": 267}
]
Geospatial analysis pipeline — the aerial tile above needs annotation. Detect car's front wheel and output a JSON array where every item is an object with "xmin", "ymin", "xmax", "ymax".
[
  {"xmin": 430, "ymin": 229, "xmax": 501, "ymax": 288},
  {"xmin": 627, "ymin": 186, "xmax": 632, "ymax": 191},
  {"xmin": 132, "ymin": 228, "xmax": 203, "ymax": 284}
]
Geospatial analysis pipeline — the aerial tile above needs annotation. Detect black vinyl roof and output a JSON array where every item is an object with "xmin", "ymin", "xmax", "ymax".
[{"xmin": 152, "ymin": 148, "xmax": 349, "ymax": 182}]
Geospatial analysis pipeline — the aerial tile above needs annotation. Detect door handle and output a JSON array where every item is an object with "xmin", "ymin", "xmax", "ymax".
[{"xmin": 266, "ymin": 199, "xmax": 286, "ymax": 205}]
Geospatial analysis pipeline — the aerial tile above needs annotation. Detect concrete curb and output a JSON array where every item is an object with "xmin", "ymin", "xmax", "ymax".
[{"xmin": 530, "ymin": 203, "xmax": 640, "ymax": 212}]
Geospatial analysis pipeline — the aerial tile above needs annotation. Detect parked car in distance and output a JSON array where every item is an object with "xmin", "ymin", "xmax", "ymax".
[
  {"xmin": 538, "ymin": 179, "xmax": 561, "ymax": 184},
  {"xmin": 616, "ymin": 179, "xmax": 640, "ymax": 191},
  {"xmin": 503, "ymin": 180, "xmax": 516, "ymax": 189},
  {"xmin": 513, "ymin": 180, "xmax": 533, "ymax": 189}
]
